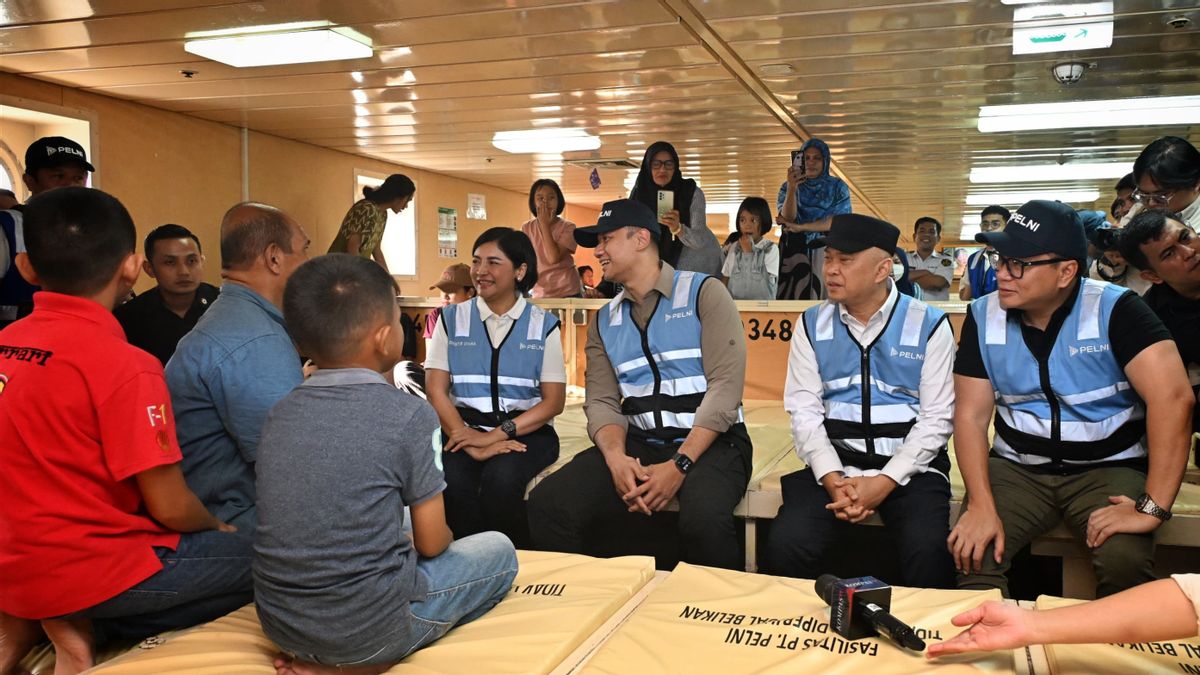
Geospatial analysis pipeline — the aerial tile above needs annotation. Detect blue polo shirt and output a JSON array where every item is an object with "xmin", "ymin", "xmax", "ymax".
[{"xmin": 165, "ymin": 282, "xmax": 302, "ymax": 533}]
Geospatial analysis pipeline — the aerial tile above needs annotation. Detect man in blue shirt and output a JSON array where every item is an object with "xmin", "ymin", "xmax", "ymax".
[{"xmin": 166, "ymin": 202, "xmax": 311, "ymax": 533}]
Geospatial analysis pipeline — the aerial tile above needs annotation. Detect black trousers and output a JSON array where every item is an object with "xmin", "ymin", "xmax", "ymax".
[
  {"xmin": 527, "ymin": 429, "xmax": 751, "ymax": 570},
  {"xmin": 765, "ymin": 468, "xmax": 956, "ymax": 589},
  {"xmin": 441, "ymin": 425, "xmax": 559, "ymax": 547}
]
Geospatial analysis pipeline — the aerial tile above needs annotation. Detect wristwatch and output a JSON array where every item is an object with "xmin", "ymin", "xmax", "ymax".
[
  {"xmin": 1135, "ymin": 493, "xmax": 1172, "ymax": 521},
  {"xmin": 672, "ymin": 452, "xmax": 694, "ymax": 475},
  {"xmin": 500, "ymin": 419, "xmax": 518, "ymax": 440}
]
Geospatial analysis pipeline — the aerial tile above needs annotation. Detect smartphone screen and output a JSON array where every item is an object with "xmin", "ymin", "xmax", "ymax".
[
  {"xmin": 791, "ymin": 150, "xmax": 804, "ymax": 172},
  {"xmin": 657, "ymin": 190, "xmax": 674, "ymax": 218}
]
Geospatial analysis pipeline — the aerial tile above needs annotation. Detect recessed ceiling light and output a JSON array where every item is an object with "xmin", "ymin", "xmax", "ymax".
[
  {"xmin": 491, "ymin": 128, "xmax": 600, "ymax": 154},
  {"xmin": 969, "ymin": 161, "xmax": 1129, "ymax": 183},
  {"xmin": 184, "ymin": 26, "xmax": 373, "ymax": 68},
  {"xmin": 965, "ymin": 189, "xmax": 1099, "ymax": 205},
  {"xmin": 978, "ymin": 95, "xmax": 1200, "ymax": 132}
]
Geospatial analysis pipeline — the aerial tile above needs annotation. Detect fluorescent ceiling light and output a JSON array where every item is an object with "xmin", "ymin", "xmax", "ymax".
[
  {"xmin": 969, "ymin": 161, "xmax": 1129, "ymax": 183},
  {"xmin": 1012, "ymin": 2, "xmax": 1113, "ymax": 55},
  {"xmin": 492, "ymin": 128, "xmax": 600, "ymax": 154},
  {"xmin": 978, "ymin": 95, "xmax": 1200, "ymax": 132},
  {"xmin": 959, "ymin": 224, "xmax": 982, "ymax": 239},
  {"xmin": 966, "ymin": 190, "xmax": 1099, "ymax": 205},
  {"xmin": 184, "ymin": 26, "xmax": 372, "ymax": 68}
]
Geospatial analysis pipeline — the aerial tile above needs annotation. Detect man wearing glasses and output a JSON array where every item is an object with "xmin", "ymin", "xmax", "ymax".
[
  {"xmin": 948, "ymin": 200, "xmax": 1193, "ymax": 598},
  {"xmin": 1130, "ymin": 136, "xmax": 1200, "ymax": 231}
]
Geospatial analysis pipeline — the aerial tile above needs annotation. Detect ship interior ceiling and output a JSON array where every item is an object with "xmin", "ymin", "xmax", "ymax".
[{"xmin": 2, "ymin": 0, "xmax": 1199, "ymax": 243}]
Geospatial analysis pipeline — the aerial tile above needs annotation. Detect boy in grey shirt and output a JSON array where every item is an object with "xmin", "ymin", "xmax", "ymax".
[{"xmin": 254, "ymin": 254, "xmax": 517, "ymax": 673}]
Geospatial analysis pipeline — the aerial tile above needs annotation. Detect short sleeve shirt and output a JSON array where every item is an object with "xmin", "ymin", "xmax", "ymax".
[
  {"xmin": 328, "ymin": 199, "xmax": 387, "ymax": 259},
  {"xmin": 253, "ymin": 368, "xmax": 444, "ymax": 660},
  {"xmin": 907, "ymin": 250, "xmax": 955, "ymax": 301},
  {"xmin": 522, "ymin": 216, "xmax": 582, "ymax": 298},
  {"xmin": 0, "ymin": 292, "xmax": 182, "ymax": 618},
  {"xmin": 114, "ymin": 283, "xmax": 219, "ymax": 365}
]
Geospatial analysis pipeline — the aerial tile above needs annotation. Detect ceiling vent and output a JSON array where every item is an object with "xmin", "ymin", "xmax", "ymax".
[{"xmin": 565, "ymin": 157, "xmax": 640, "ymax": 170}]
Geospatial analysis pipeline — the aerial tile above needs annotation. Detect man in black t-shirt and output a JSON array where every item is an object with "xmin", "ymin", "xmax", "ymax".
[
  {"xmin": 1118, "ymin": 209, "xmax": 1200, "ymax": 433},
  {"xmin": 115, "ymin": 224, "xmax": 218, "ymax": 365},
  {"xmin": 948, "ymin": 201, "xmax": 1192, "ymax": 598}
]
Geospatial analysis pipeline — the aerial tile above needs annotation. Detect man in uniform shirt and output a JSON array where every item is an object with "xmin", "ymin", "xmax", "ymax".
[
  {"xmin": 949, "ymin": 200, "xmax": 1192, "ymax": 598},
  {"xmin": 908, "ymin": 217, "xmax": 955, "ymax": 301},
  {"xmin": 528, "ymin": 199, "xmax": 751, "ymax": 569},
  {"xmin": 766, "ymin": 214, "xmax": 956, "ymax": 587},
  {"xmin": 115, "ymin": 224, "xmax": 219, "ymax": 365}
]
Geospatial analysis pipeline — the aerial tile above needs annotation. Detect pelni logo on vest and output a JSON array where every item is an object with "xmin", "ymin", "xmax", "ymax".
[
  {"xmin": 1068, "ymin": 343, "xmax": 1110, "ymax": 357},
  {"xmin": 889, "ymin": 346, "xmax": 925, "ymax": 361}
]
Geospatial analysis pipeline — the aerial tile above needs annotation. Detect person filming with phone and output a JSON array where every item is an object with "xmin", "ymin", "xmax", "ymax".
[
  {"xmin": 777, "ymin": 138, "xmax": 852, "ymax": 300},
  {"xmin": 629, "ymin": 141, "xmax": 722, "ymax": 277}
]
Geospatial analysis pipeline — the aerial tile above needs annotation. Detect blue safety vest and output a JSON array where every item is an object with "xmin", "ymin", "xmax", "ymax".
[
  {"xmin": 443, "ymin": 298, "xmax": 559, "ymax": 429},
  {"xmin": 966, "ymin": 249, "xmax": 998, "ymax": 298},
  {"xmin": 1, "ymin": 210, "xmax": 39, "ymax": 318},
  {"xmin": 972, "ymin": 279, "xmax": 1146, "ymax": 466},
  {"xmin": 803, "ymin": 292, "xmax": 951, "ymax": 477},
  {"xmin": 597, "ymin": 270, "xmax": 743, "ymax": 442}
]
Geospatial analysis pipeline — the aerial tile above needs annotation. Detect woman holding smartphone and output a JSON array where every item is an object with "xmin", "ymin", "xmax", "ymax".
[
  {"xmin": 776, "ymin": 138, "xmax": 851, "ymax": 299},
  {"xmin": 629, "ymin": 141, "xmax": 722, "ymax": 276}
]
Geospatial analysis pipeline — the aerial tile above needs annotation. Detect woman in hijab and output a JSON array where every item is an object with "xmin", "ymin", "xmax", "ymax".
[
  {"xmin": 629, "ymin": 141, "xmax": 722, "ymax": 276},
  {"xmin": 776, "ymin": 138, "xmax": 851, "ymax": 299}
]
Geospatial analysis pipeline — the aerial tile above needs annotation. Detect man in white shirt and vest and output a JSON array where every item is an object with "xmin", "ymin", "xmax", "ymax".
[
  {"xmin": 766, "ymin": 214, "xmax": 956, "ymax": 588},
  {"xmin": 528, "ymin": 199, "xmax": 751, "ymax": 569},
  {"xmin": 949, "ymin": 200, "xmax": 1192, "ymax": 598}
]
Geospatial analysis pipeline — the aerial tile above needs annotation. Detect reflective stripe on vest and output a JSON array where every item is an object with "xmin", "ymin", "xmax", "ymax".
[
  {"xmin": 597, "ymin": 270, "xmax": 742, "ymax": 440},
  {"xmin": 804, "ymin": 292, "xmax": 950, "ymax": 476},
  {"xmin": 444, "ymin": 299, "xmax": 558, "ymax": 424},
  {"xmin": 973, "ymin": 280, "xmax": 1146, "ymax": 465}
]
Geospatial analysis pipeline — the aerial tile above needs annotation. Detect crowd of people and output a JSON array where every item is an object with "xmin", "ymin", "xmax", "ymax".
[{"xmin": 1, "ymin": 130, "xmax": 1199, "ymax": 675}]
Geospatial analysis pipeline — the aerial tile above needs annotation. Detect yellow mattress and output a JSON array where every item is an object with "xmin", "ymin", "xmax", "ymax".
[
  {"xmin": 1035, "ymin": 594, "xmax": 1200, "ymax": 674},
  {"xmin": 580, "ymin": 562, "xmax": 1012, "ymax": 674},
  {"xmin": 26, "ymin": 551, "xmax": 655, "ymax": 675}
]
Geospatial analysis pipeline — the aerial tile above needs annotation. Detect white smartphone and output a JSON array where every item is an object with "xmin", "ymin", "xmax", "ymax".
[{"xmin": 657, "ymin": 190, "xmax": 674, "ymax": 218}]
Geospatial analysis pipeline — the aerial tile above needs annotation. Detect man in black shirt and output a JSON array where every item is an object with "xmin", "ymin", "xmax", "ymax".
[
  {"xmin": 1118, "ymin": 209, "xmax": 1200, "ymax": 433},
  {"xmin": 948, "ymin": 200, "xmax": 1192, "ymax": 598},
  {"xmin": 115, "ymin": 224, "xmax": 218, "ymax": 365}
]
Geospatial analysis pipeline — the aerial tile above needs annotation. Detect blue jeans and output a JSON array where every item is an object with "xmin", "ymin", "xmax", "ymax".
[
  {"xmin": 299, "ymin": 531, "xmax": 517, "ymax": 667},
  {"xmin": 77, "ymin": 529, "xmax": 254, "ymax": 644}
]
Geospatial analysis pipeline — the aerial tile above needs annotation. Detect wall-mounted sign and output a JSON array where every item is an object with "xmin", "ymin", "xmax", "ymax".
[
  {"xmin": 466, "ymin": 192, "xmax": 487, "ymax": 220},
  {"xmin": 437, "ymin": 206, "xmax": 458, "ymax": 258},
  {"xmin": 1012, "ymin": 2, "xmax": 1113, "ymax": 55}
]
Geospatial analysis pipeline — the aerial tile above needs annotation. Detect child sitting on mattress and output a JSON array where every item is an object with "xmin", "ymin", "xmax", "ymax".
[
  {"xmin": 253, "ymin": 253, "xmax": 517, "ymax": 675},
  {"xmin": 0, "ymin": 187, "xmax": 253, "ymax": 675}
]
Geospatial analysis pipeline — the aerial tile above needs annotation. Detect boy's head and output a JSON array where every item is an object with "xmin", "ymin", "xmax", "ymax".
[
  {"xmin": 431, "ymin": 262, "xmax": 475, "ymax": 305},
  {"xmin": 284, "ymin": 253, "xmax": 402, "ymax": 371},
  {"xmin": 23, "ymin": 137, "xmax": 94, "ymax": 196},
  {"xmin": 18, "ymin": 186, "xmax": 139, "ymax": 302},
  {"xmin": 144, "ymin": 224, "xmax": 205, "ymax": 296}
]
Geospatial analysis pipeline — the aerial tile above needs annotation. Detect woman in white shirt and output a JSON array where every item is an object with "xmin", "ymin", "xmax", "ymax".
[{"xmin": 425, "ymin": 228, "xmax": 566, "ymax": 546}]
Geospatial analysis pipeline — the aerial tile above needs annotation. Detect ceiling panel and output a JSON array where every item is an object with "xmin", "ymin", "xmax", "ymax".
[{"xmin": 1, "ymin": 0, "xmax": 1198, "ymax": 238}]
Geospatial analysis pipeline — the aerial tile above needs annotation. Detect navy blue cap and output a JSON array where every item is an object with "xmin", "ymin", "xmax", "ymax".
[
  {"xmin": 812, "ymin": 213, "xmax": 900, "ymax": 254},
  {"xmin": 574, "ymin": 198, "xmax": 661, "ymax": 248},
  {"xmin": 976, "ymin": 200, "xmax": 1087, "ymax": 260},
  {"xmin": 24, "ymin": 136, "xmax": 94, "ymax": 174}
]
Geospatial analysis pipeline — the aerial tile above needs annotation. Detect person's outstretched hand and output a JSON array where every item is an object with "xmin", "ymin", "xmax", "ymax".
[{"xmin": 926, "ymin": 601, "xmax": 1035, "ymax": 659}]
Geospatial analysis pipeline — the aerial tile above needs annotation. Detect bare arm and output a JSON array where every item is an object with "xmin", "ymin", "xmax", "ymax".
[
  {"xmin": 928, "ymin": 578, "xmax": 1198, "ymax": 658},
  {"xmin": 508, "ymin": 382, "xmax": 565, "ymax": 435},
  {"xmin": 372, "ymin": 245, "xmax": 390, "ymax": 274},
  {"xmin": 410, "ymin": 493, "xmax": 454, "ymax": 557},
  {"xmin": 1125, "ymin": 340, "xmax": 1193, "ymax": 510},
  {"xmin": 946, "ymin": 374, "xmax": 1004, "ymax": 573},
  {"xmin": 425, "ymin": 367, "xmax": 469, "ymax": 433},
  {"xmin": 345, "ymin": 232, "xmax": 362, "ymax": 256},
  {"xmin": 534, "ymin": 209, "xmax": 566, "ymax": 264},
  {"xmin": 136, "ymin": 463, "xmax": 228, "ymax": 533}
]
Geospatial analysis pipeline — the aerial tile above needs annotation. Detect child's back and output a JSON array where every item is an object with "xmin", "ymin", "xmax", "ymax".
[
  {"xmin": 258, "ymin": 253, "xmax": 518, "ymax": 672},
  {"xmin": 254, "ymin": 369, "xmax": 444, "ymax": 660}
]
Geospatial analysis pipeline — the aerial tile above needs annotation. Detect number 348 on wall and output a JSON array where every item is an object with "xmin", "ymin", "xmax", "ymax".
[{"xmin": 745, "ymin": 318, "xmax": 793, "ymax": 342}]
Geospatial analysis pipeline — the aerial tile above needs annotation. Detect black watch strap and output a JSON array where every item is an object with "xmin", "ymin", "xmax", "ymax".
[{"xmin": 500, "ymin": 419, "xmax": 518, "ymax": 440}]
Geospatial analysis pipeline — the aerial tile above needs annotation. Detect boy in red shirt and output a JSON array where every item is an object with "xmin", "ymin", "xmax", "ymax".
[{"xmin": 0, "ymin": 187, "xmax": 252, "ymax": 675}]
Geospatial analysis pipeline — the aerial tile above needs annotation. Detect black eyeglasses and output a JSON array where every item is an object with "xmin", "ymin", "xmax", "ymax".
[
  {"xmin": 987, "ymin": 252, "xmax": 1070, "ymax": 279},
  {"xmin": 649, "ymin": 160, "xmax": 677, "ymax": 171}
]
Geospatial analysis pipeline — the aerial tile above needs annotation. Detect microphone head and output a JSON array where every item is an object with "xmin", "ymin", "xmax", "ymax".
[{"xmin": 814, "ymin": 574, "xmax": 838, "ymax": 605}]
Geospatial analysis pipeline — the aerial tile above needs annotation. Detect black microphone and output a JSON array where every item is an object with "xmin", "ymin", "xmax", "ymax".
[{"xmin": 814, "ymin": 574, "xmax": 926, "ymax": 652}]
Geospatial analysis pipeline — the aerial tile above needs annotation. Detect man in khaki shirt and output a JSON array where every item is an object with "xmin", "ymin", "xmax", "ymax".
[{"xmin": 528, "ymin": 199, "xmax": 751, "ymax": 569}]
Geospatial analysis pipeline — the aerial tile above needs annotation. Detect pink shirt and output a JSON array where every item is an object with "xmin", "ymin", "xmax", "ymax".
[{"xmin": 521, "ymin": 216, "xmax": 582, "ymax": 298}]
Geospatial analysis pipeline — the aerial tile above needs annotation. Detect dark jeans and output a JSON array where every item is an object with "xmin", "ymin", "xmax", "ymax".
[
  {"xmin": 441, "ymin": 425, "xmax": 558, "ymax": 547},
  {"xmin": 765, "ymin": 468, "xmax": 955, "ymax": 589},
  {"xmin": 76, "ymin": 529, "xmax": 254, "ymax": 645},
  {"xmin": 527, "ymin": 429, "xmax": 751, "ymax": 570}
]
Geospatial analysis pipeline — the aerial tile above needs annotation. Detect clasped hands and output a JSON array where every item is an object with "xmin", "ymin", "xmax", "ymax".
[
  {"xmin": 822, "ymin": 472, "xmax": 896, "ymax": 524},
  {"xmin": 444, "ymin": 425, "xmax": 525, "ymax": 461}
]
